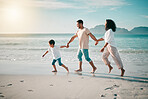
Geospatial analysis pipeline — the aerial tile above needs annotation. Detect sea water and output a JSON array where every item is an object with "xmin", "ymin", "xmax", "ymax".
[{"xmin": 0, "ymin": 33, "xmax": 148, "ymax": 78}]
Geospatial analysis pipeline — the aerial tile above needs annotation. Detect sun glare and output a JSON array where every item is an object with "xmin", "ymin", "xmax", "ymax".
[{"xmin": 5, "ymin": 6, "xmax": 22, "ymax": 21}]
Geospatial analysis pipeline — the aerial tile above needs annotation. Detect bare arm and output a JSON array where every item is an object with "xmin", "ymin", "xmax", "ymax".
[
  {"xmin": 100, "ymin": 42, "xmax": 108, "ymax": 52},
  {"xmin": 89, "ymin": 33, "xmax": 102, "ymax": 46},
  {"xmin": 60, "ymin": 45, "xmax": 67, "ymax": 48},
  {"xmin": 97, "ymin": 38, "xmax": 104, "ymax": 41},
  {"xmin": 89, "ymin": 33, "xmax": 97, "ymax": 41},
  {"xmin": 95, "ymin": 38, "xmax": 104, "ymax": 46},
  {"xmin": 67, "ymin": 34, "xmax": 78, "ymax": 48},
  {"xmin": 42, "ymin": 51, "xmax": 48, "ymax": 57}
]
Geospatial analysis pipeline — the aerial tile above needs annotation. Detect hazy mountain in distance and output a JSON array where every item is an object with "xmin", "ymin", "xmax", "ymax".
[
  {"xmin": 90, "ymin": 25, "xmax": 105, "ymax": 34},
  {"xmin": 90, "ymin": 25, "xmax": 148, "ymax": 34},
  {"xmin": 116, "ymin": 27, "xmax": 130, "ymax": 33},
  {"xmin": 130, "ymin": 26, "xmax": 148, "ymax": 33}
]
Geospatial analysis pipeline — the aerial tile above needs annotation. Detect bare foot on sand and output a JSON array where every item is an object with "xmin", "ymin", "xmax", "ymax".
[
  {"xmin": 52, "ymin": 70, "xmax": 57, "ymax": 72},
  {"xmin": 75, "ymin": 69, "xmax": 82, "ymax": 72},
  {"xmin": 91, "ymin": 67, "xmax": 97, "ymax": 74},
  {"xmin": 121, "ymin": 69, "xmax": 125, "ymax": 77},
  {"xmin": 66, "ymin": 67, "xmax": 69, "ymax": 73},
  {"xmin": 108, "ymin": 66, "xmax": 113, "ymax": 73}
]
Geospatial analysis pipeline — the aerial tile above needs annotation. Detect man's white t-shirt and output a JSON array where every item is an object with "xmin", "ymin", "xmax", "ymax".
[
  {"xmin": 103, "ymin": 29, "xmax": 116, "ymax": 47},
  {"xmin": 48, "ymin": 46, "xmax": 61, "ymax": 59},
  {"xmin": 76, "ymin": 27, "xmax": 91, "ymax": 49}
]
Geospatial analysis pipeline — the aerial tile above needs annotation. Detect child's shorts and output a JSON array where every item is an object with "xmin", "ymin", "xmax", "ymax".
[{"xmin": 52, "ymin": 58, "xmax": 63, "ymax": 66}]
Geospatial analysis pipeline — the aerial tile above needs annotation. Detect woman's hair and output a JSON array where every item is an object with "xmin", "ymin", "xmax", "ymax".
[
  {"xmin": 105, "ymin": 19, "xmax": 116, "ymax": 32},
  {"xmin": 49, "ymin": 39, "xmax": 55, "ymax": 45}
]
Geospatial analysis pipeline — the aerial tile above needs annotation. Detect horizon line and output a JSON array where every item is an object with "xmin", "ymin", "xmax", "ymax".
[{"xmin": 0, "ymin": 25, "xmax": 148, "ymax": 34}]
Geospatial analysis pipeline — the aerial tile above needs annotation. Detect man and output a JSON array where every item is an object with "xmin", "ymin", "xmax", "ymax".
[{"xmin": 67, "ymin": 19, "xmax": 98, "ymax": 73}]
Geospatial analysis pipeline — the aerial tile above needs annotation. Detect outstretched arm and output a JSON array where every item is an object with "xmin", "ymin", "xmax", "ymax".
[
  {"xmin": 95, "ymin": 38, "xmax": 104, "ymax": 45},
  {"xmin": 89, "ymin": 33, "xmax": 102, "ymax": 46},
  {"xmin": 97, "ymin": 38, "xmax": 104, "ymax": 41},
  {"xmin": 60, "ymin": 45, "xmax": 67, "ymax": 48},
  {"xmin": 89, "ymin": 33, "xmax": 97, "ymax": 41},
  {"xmin": 67, "ymin": 34, "xmax": 78, "ymax": 48},
  {"xmin": 42, "ymin": 51, "xmax": 48, "ymax": 57}
]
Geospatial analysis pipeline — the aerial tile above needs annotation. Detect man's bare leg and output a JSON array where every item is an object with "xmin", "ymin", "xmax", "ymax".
[
  {"xmin": 107, "ymin": 64, "xmax": 113, "ymax": 73},
  {"xmin": 89, "ymin": 61, "xmax": 97, "ymax": 73},
  {"xmin": 75, "ymin": 61, "xmax": 82, "ymax": 72},
  {"xmin": 61, "ymin": 64, "xmax": 69, "ymax": 73},
  {"xmin": 52, "ymin": 65, "xmax": 57, "ymax": 72}
]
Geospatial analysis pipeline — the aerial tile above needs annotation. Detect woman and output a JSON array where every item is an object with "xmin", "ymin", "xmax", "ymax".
[{"xmin": 95, "ymin": 19, "xmax": 125, "ymax": 76}]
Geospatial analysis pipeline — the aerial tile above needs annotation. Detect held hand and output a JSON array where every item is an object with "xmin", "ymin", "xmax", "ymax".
[
  {"xmin": 100, "ymin": 47, "xmax": 104, "ymax": 52},
  {"xmin": 95, "ymin": 41, "xmax": 99, "ymax": 45}
]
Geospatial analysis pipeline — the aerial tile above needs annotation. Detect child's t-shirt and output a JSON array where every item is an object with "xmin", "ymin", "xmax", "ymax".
[
  {"xmin": 103, "ymin": 29, "xmax": 116, "ymax": 47},
  {"xmin": 48, "ymin": 46, "xmax": 61, "ymax": 59}
]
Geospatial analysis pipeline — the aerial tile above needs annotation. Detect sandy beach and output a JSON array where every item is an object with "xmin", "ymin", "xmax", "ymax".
[
  {"xmin": 0, "ymin": 33, "xmax": 148, "ymax": 99},
  {"xmin": 0, "ymin": 73, "xmax": 148, "ymax": 99},
  {"xmin": 0, "ymin": 0, "xmax": 148, "ymax": 98}
]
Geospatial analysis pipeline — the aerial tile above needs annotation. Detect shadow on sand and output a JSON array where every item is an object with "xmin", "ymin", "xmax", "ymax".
[{"xmin": 72, "ymin": 72, "xmax": 148, "ymax": 83}]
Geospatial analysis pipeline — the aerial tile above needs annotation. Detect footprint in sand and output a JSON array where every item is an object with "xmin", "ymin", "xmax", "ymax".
[
  {"xmin": 0, "ymin": 93, "xmax": 4, "ymax": 98},
  {"xmin": 20, "ymin": 80, "xmax": 24, "ymax": 82},
  {"xmin": 114, "ymin": 94, "xmax": 117, "ymax": 96},
  {"xmin": 105, "ymin": 87, "xmax": 113, "ymax": 90},
  {"xmin": 7, "ymin": 84, "xmax": 12, "ymax": 86},
  {"xmin": 105, "ymin": 84, "xmax": 119, "ymax": 90},
  {"xmin": 50, "ymin": 84, "xmax": 53, "ymax": 86},
  {"xmin": 101, "ymin": 94, "xmax": 105, "ymax": 97},
  {"xmin": 28, "ymin": 90, "xmax": 33, "ymax": 92},
  {"xmin": 0, "ymin": 95, "xmax": 5, "ymax": 97}
]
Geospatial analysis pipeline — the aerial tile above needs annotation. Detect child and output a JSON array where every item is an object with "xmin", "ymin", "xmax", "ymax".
[
  {"xmin": 95, "ymin": 19, "xmax": 125, "ymax": 76},
  {"xmin": 42, "ymin": 39, "xmax": 69, "ymax": 73}
]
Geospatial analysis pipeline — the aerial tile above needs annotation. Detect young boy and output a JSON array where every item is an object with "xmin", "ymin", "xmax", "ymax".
[{"xmin": 42, "ymin": 39, "xmax": 69, "ymax": 73}]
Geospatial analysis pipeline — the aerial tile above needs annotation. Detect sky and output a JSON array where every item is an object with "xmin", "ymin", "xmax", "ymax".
[{"xmin": 0, "ymin": 0, "xmax": 148, "ymax": 33}]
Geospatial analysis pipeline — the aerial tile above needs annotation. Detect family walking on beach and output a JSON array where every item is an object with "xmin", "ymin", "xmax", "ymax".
[{"xmin": 42, "ymin": 19, "xmax": 125, "ymax": 76}]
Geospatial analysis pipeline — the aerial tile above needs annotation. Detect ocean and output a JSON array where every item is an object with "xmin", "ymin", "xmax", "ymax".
[{"xmin": 0, "ymin": 33, "xmax": 148, "ymax": 77}]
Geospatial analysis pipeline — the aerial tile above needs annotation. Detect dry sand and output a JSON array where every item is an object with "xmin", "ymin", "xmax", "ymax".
[{"xmin": 0, "ymin": 72, "xmax": 148, "ymax": 99}]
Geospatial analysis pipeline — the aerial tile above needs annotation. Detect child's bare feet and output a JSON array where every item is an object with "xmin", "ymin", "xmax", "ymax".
[
  {"xmin": 75, "ymin": 69, "xmax": 82, "ymax": 72},
  {"xmin": 108, "ymin": 66, "xmax": 113, "ymax": 73},
  {"xmin": 52, "ymin": 70, "xmax": 57, "ymax": 72},
  {"xmin": 91, "ymin": 67, "xmax": 97, "ymax": 74},
  {"xmin": 61, "ymin": 64, "xmax": 69, "ymax": 73},
  {"xmin": 66, "ymin": 67, "xmax": 69, "ymax": 73},
  {"xmin": 121, "ymin": 68, "xmax": 125, "ymax": 76}
]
